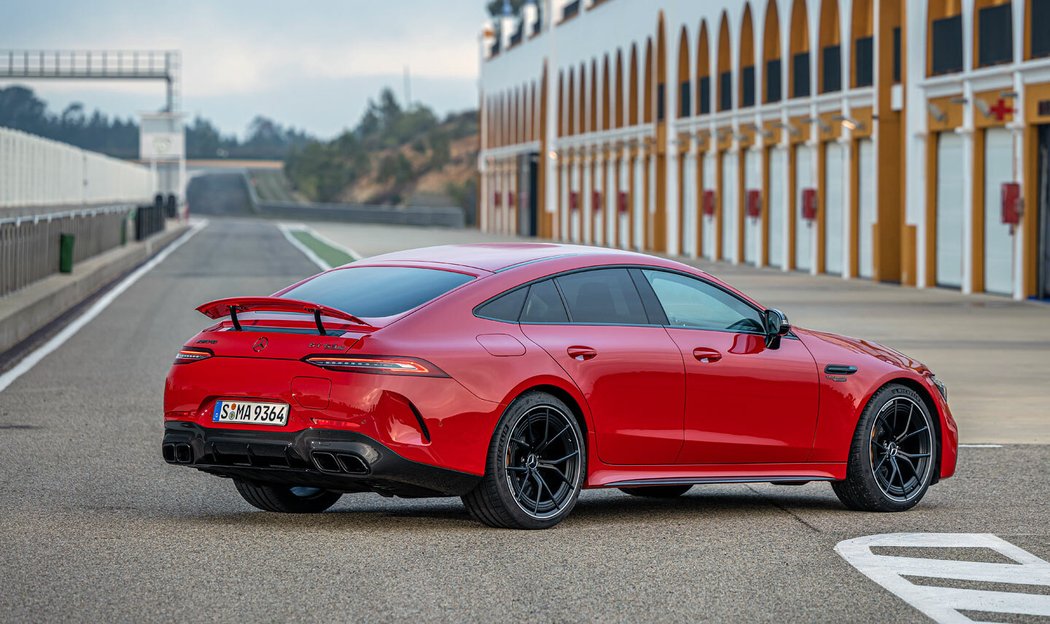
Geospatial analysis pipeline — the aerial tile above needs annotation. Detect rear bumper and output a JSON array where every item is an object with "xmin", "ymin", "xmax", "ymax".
[{"xmin": 162, "ymin": 422, "xmax": 480, "ymax": 497}]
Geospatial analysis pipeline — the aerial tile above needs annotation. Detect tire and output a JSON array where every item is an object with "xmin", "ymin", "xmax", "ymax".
[
  {"xmin": 234, "ymin": 479, "xmax": 342, "ymax": 513},
  {"xmin": 832, "ymin": 383, "xmax": 938, "ymax": 512},
  {"xmin": 618, "ymin": 485, "xmax": 693, "ymax": 498},
  {"xmin": 462, "ymin": 391, "xmax": 586, "ymax": 529}
]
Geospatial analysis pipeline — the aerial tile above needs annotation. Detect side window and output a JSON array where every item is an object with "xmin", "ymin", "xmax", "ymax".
[
  {"xmin": 520, "ymin": 280, "xmax": 569, "ymax": 323},
  {"xmin": 642, "ymin": 270, "xmax": 764, "ymax": 333},
  {"xmin": 475, "ymin": 287, "xmax": 527, "ymax": 322},
  {"xmin": 555, "ymin": 269, "xmax": 648, "ymax": 325}
]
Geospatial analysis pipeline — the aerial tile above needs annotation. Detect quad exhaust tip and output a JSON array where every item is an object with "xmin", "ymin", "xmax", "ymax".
[
  {"xmin": 162, "ymin": 443, "xmax": 194, "ymax": 464},
  {"xmin": 312, "ymin": 451, "xmax": 370, "ymax": 475}
]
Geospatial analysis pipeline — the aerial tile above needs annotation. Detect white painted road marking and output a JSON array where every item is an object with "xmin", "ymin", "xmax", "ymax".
[
  {"xmin": 959, "ymin": 444, "xmax": 1004, "ymax": 448},
  {"xmin": 0, "ymin": 219, "xmax": 208, "ymax": 394},
  {"xmin": 277, "ymin": 222, "xmax": 361, "ymax": 272},
  {"xmin": 837, "ymin": 533, "xmax": 1050, "ymax": 623}
]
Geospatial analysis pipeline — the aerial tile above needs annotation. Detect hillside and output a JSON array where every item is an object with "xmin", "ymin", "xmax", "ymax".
[{"xmin": 283, "ymin": 88, "xmax": 479, "ymax": 222}]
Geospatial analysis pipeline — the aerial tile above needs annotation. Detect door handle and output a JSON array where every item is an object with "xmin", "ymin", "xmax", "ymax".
[
  {"xmin": 567, "ymin": 345, "xmax": 598, "ymax": 361},
  {"xmin": 692, "ymin": 347, "xmax": 722, "ymax": 363}
]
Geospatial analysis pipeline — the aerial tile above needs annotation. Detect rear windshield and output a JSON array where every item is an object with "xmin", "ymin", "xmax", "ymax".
[{"xmin": 281, "ymin": 267, "xmax": 474, "ymax": 318}]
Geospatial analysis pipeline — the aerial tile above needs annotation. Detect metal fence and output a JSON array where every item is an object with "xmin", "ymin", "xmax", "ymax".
[
  {"xmin": 0, "ymin": 206, "xmax": 131, "ymax": 297},
  {"xmin": 0, "ymin": 127, "xmax": 154, "ymax": 209}
]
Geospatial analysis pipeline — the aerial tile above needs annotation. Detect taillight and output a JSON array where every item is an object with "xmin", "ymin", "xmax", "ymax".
[
  {"xmin": 174, "ymin": 347, "xmax": 213, "ymax": 364},
  {"xmin": 303, "ymin": 355, "xmax": 447, "ymax": 377}
]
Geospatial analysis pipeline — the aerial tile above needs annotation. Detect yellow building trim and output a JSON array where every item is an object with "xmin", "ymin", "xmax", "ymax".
[{"xmin": 925, "ymin": 133, "xmax": 939, "ymax": 287}]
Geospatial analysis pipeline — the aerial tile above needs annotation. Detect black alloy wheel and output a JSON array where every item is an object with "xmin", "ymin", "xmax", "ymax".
[
  {"xmin": 462, "ymin": 391, "xmax": 585, "ymax": 529},
  {"xmin": 833, "ymin": 383, "xmax": 938, "ymax": 512},
  {"xmin": 504, "ymin": 404, "xmax": 583, "ymax": 519},
  {"xmin": 869, "ymin": 396, "xmax": 934, "ymax": 502}
]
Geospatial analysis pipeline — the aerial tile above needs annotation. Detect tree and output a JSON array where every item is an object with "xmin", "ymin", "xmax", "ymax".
[{"xmin": 0, "ymin": 86, "xmax": 315, "ymax": 160}]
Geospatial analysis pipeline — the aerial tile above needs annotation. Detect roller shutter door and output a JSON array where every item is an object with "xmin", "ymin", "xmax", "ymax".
[
  {"xmin": 768, "ymin": 148, "xmax": 787, "ymax": 268},
  {"xmin": 744, "ymin": 149, "xmax": 761, "ymax": 265},
  {"xmin": 682, "ymin": 154, "xmax": 697, "ymax": 257},
  {"xmin": 936, "ymin": 132, "xmax": 965, "ymax": 288},
  {"xmin": 984, "ymin": 128, "xmax": 1014, "ymax": 295},
  {"xmin": 795, "ymin": 144, "xmax": 815, "ymax": 271},
  {"xmin": 857, "ymin": 140, "xmax": 876, "ymax": 279},
  {"xmin": 825, "ymin": 142, "xmax": 845, "ymax": 275},
  {"xmin": 721, "ymin": 151, "xmax": 738, "ymax": 262},
  {"xmin": 702, "ymin": 153, "xmax": 717, "ymax": 259}
]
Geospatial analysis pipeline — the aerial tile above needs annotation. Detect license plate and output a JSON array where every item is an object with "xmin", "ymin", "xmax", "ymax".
[{"xmin": 212, "ymin": 400, "xmax": 289, "ymax": 426}]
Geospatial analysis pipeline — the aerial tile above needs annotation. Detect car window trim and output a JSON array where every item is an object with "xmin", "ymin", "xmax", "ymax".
[
  {"xmin": 471, "ymin": 264, "xmax": 792, "ymax": 338},
  {"xmin": 552, "ymin": 267, "xmax": 651, "ymax": 326},
  {"xmin": 638, "ymin": 267, "xmax": 771, "ymax": 337},
  {"xmin": 628, "ymin": 268, "xmax": 670, "ymax": 325},
  {"xmin": 474, "ymin": 284, "xmax": 529, "ymax": 322}
]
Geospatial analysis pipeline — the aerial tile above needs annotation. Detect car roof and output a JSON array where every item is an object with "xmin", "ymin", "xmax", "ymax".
[{"xmin": 353, "ymin": 242, "xmax": 652, "ymax": 273}]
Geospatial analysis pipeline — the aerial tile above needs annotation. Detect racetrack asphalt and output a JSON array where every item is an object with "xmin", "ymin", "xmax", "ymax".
[{"xmin": 1, "ymin": 218, "xmax": 1047, "ymax": 623}]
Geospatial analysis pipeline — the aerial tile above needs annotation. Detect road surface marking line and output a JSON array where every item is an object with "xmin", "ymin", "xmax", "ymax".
[
  {"xmin": 0, "ymin": 219, "xmax": 209, "ymax": 394},
  {"xmin": 959, "ymin": 444, "xmax": 1004, "ymax": 448},
  {"xmin": 836, "ymin": 533, "xmax": 1050, "ymax": 623},
  {"xmin": 277, "ymin": 222, "xmax": 361, "ymax": 272}
]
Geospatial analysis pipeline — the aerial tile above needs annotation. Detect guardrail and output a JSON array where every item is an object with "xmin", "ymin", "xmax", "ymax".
[
  {"xmin": 135, "ymin": 204, "xmax": 166, "ymax": 240},
  {"xmin": 253, "ymin": 200, "xmax": 465, "ymax": 228},
  {"xmin": 0, "ymin": 205, "xmax": 166, "ymax": 298},
  {"xmin": 238, "ymin": 172, "xmax": 465, "ymax": 227}
]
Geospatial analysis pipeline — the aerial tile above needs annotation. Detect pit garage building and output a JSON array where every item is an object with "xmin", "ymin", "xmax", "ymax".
[{"xmin": 477, "ymin": 0, "xmax": 1050, "ymax": 300}]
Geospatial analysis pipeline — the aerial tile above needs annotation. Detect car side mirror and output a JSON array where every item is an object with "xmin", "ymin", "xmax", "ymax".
[{"xmin": 763, "ymin": 308, "xmax": 791, "ymax": 349}]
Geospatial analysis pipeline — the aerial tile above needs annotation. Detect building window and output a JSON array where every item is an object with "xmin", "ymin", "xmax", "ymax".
[
  {"xmin": 562, "ymin": 0, "xmax": 580, "ymax": 21},
  {"xmin": 679, "ymin": 80, "xmax": 691, "ymax": 117},
  {"xmin": 893, "ymin": 27, "xmax": 902, "ymax": 82},
  {"xmin": 1035, "ymin": 0, "xmax": 1050, "ymax": 58},
  {"xmin": 978, "ymin": 4, "xmax": 1013, "ymax": 66},
  {"xmin": 699, "ymin": 76, "xmax": 711, "ymax": 114},
  {"xmin": 822, "ymin": 45, "xmax": 841, "ymax": 92},
  {"xmin": 792, "ymin": 52, "xmax": 810, "ymax": 97},
  {"xmin": 855, "ymin": 37, "xmax": 874, "ymax": 87},
  {"xmin": 741, "ymin": 66, "xmax": 756, "ymax": 107},
  {"xmin": 509, "ymin": 20, "xmax": 524, "ymax": 47},
  {"xmin": 719, "ymin": 71, "xmax": 732, "ymax": 110},
  {"xmin": 766, "ymin": 59, "xmax": 782, "ymax": 102},
  {"xmin": 931, "ymin": 15, "xmax": 964, "ymax": 75}
]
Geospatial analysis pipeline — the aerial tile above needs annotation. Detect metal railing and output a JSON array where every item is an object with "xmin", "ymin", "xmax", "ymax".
[
  {"xmin": 0, "ymin": 49, "xmax": 181, "ymax": 112},
  {"xmin": 0, "ymin": 206, "xmax": 132, "ymax": 297}
]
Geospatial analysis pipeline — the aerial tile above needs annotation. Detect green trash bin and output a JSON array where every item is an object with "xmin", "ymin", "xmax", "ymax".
[{"xmin": 59, "ymin": 233, "xmax": 75, "ymax": 274}]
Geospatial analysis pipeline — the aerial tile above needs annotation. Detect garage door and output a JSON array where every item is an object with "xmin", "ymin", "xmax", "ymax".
[
  {"xmin": 682, "ymin": 153, "xmax": 697, "ymax": 257},
  {"xmin": 936, "ymin": 132, "xmax": 965, "ymax": 288},
  {"xmin": 744, "ymin": 149, "xmax": 761, "ymax": 265},
  {"xmin": 721, "ymin": 151, "xmax": 738, "ymax": 262},
  {"xmin": 618, "ymin": 159, "xmax": 630, "ymax": 248},
  {"xmin": 984, "ymin": 128, "xmax": 1014, "ymax": 295},
  {"xmin": 825, "ymin": 142, "xmax": 845, "ymax": 275},
  {"xmin": 634, "ymin": 156, "xmax": 645, "ymax": 249},
  {"xmin": 768, "ymin": 147, "xmax": 787, "ymax": 268},
  {"xmin": 857, "ymin": 139, "xmax": 876, "ymax": 279},
  {"xmin": 702, "ymin": 153, "xmax": 716, "ymax": 259},
  {"xmin": 795, "ymin": 144, "xmax": 815, "ymax": 272}
]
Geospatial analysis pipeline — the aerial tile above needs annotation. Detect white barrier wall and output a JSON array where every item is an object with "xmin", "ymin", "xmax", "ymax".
[{"xmin": 0, "ymin": 127, "xmax": 154, "ymax": 208}]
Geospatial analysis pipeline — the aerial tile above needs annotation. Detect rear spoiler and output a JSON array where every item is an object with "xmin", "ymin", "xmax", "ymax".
[{"xmin": 197, "ymin": 297, "xmax": 372, "ymax": 334}]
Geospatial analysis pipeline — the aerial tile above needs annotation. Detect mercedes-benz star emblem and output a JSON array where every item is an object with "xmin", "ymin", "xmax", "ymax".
[{"xmin": 252, "ymin": 337, "xmax": 268, "ymax": 352}]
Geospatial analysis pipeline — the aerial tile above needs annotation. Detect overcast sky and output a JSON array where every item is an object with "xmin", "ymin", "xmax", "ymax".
[{"xmin": 1, "ymin": 1, "xmax": 487, "ymax": 138}]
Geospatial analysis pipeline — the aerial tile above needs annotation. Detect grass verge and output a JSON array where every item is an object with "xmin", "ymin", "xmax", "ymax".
[{"xmin": 290, "ymin": 229, "xmax": 356, "ymax": 268}]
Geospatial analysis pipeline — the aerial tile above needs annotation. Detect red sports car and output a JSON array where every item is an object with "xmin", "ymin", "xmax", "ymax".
[{"xmin": 163, "ymin": 243, "xmax": 958, "ymax": 529}]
